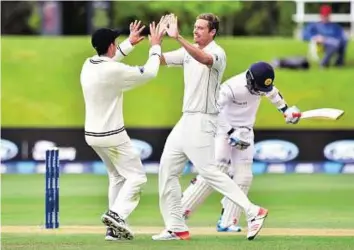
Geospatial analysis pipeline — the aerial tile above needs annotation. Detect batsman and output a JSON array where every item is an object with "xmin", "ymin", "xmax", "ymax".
[{"xmin": 181, "ymin": 61, "xmax": 301, "ymax": 232}]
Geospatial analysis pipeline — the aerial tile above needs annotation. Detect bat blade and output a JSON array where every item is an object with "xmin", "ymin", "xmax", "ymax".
[{"xmin": 301, "ymin": 108, "xmax": 344, "ymax": 120}]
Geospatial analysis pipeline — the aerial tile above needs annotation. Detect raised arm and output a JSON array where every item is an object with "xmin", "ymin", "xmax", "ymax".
[
  {"xmin": 119, "ymin": 21, "xmax": 165, "ymax": 91},
  {"xmin": 161, "ymin": 48, "xmax": 185, "ymax": 66},
  {"xmin": 176, "ymin": 36, "xmax": 213, "ymax": 66},
  {"xmin": 118, "ymin": 45, "xmax": 162, "ymax": 91},
  {"xmin": 112, "ymin": 20, "xmax": 145, "ymax": 61},
  {"xmin": 113, "ymin": 39, "xmax": 134, "ymax": 61},
  {"xmin": 164, "ymin": 14, "xmax": 224, "ymax": 69}
]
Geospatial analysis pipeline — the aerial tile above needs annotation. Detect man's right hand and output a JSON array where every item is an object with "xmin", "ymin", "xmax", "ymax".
[
  {"xmin": 149, "ymin": 18, "xmax": 167, "ymax": 46},
  {"xmin": 314, "ymin": 35, "xmax": 324, "ymax": 44}
]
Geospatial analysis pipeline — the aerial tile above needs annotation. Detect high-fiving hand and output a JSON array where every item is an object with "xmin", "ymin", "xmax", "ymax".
[
  {"xmin": 148, "ymin": 20, "xmax": 166, "ymax": 46},
  {"xmin": 128, "ymin": 20, "xmax": 145, "ymax": 46},
  {"xmin": 161, "ymin": 13, "xmax": 179, "ymax": 39}
]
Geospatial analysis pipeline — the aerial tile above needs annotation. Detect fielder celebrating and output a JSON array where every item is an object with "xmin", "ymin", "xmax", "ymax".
[
  {"xmin": 181, "ymin": 61, "xmax": 301, "ymax": 232},
  {"xmin": 152, "ymin": 13, "xmax": 268, "ymax": 241},
  {"xmin": 80, "ymin": 20, "xmax": 166, "ymax": 240}
]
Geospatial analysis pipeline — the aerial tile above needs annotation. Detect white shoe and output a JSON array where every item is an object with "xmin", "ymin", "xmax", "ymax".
[
  {"xmin": 101, "ymin": 210, "xmax": 134, "ymax": 240},
  {"xmin": 152, "ymin": 230, "xmax": 190, "ymax": 240},
  {"xmin": 247, "ymin": 207, "xmax": 268, "ymax": 240}
]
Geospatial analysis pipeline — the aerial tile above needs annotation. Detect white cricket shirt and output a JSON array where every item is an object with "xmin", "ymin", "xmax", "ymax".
[
  {"xmin": 164, "ymin": 41, "xmax": 226, "ymax": 114},
  {"xmin": 217, "ymin": 71, "xmax": 287, "ymax": 132},
  {"xmin": 80, "ymin": 40, "xmax": 161, "ymax": 147}
]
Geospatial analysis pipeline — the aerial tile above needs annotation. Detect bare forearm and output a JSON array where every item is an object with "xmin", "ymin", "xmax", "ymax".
[
  {"xmin": 160, "ymin": 55, "xmax": 167, "ymax": 65},
  {"xmin": 176, "ymin": 35, "xmax": 213, "ymax": 66}
]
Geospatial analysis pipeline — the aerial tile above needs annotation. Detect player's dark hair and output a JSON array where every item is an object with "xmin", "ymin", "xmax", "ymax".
[{"xmin": 197, "ymin": 13, "xmax": 219, "ymax": 38}]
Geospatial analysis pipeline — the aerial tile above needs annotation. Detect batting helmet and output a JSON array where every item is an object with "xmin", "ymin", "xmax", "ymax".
[{"xmin": 246, "ymin": 61, "xmax": 275, "ymax": 95}]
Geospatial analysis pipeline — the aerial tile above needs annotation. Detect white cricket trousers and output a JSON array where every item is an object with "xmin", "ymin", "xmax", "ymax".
[
  {"xmin": 91, "ymin": 140, "xmax": 147, "ymax": 220},
  {"xmin": 158, "ymin": 113, "xmax": 253, "ymax": 232}
]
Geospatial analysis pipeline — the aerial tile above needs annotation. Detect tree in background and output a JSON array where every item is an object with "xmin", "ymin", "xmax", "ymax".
[
  {"xmin": 1, "ymin": 1, "xmax": 36, "ymax": 34},
  {"xmin": 110, "ymin": 1, "xmax": 352, "ymax": 37},
  {"xmin": 112, "ymin": 1, "xmax": 242, "ymax": 35},
  {"xmin": 2, "ymin": 1, "xmax": 351, "ymax": 37}
]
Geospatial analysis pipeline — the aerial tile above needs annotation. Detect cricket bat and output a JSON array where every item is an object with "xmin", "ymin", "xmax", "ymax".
[{"xmin": 300, "ymin": 108, "xmax": 344, "ymax": 120}]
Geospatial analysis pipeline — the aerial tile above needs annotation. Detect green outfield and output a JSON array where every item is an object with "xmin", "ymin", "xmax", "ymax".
[
  {"xmin": 2, "ymin": 174, "xmax": 354, "ymax": 249},
  {"xmin": 2, "ymin": 36, "xmax": 354, "ymax": 128}
]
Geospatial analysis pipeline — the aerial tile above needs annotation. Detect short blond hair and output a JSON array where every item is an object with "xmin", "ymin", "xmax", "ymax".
[{"xmin": 197, "ymin": 13, "xmax": 219, "ymax": 36}]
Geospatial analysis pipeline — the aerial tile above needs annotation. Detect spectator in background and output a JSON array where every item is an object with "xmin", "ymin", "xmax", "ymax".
[{"xmin": 303, "ymin": 4, "xmax": 348, "ymax": 67}]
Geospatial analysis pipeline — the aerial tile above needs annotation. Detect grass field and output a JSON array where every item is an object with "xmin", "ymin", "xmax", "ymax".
[
  {"xmin": 2, "ymin": 174, "xmax": 354, "ymax": 249},
  {"xmin": 2, "ymin": 36, "xmax": 354, "ymax": 128}
]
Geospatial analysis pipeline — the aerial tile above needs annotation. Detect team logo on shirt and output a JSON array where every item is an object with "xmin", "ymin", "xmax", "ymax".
[
  {"xmin": 264, "ymin": 78, "xmax": 273, "ymax": 86},
  {"xmin": 232, "ymin": 100, "xmax": 247, "ymax": 106},
  {"xmin": 184, "ymin": 55, "xmax": 191, "ymax": 64}
]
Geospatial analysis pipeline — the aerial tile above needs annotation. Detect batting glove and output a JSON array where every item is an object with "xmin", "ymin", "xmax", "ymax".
[
  {"xmin": 227, "ymin": 127, "xmax": 251, "ymax": 150},
  {"xmin": 283, "ymin": 105, "xmax": 301, "ymax": 124}
]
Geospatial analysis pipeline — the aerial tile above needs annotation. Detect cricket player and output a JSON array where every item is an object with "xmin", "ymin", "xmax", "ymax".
[
  {"xmin": 80, "ymin": 20, "xmax": 166, "ymax": 240},
  {"xmin": 181, "ymin": 61, "xmax": 301, "ymax": 232},
  {"xmin": 152, "ymin": 13, "xmax": 268, "ymax": 241}
]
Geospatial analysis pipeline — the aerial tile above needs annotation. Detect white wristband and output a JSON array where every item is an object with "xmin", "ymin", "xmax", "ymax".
[
  {"xmin": 149, "ymin": 45, "xmax": 161, "ymax": 57},
  {"xmin": 118, "ymin": 39, "xmax": 134, "ymax": 56}
]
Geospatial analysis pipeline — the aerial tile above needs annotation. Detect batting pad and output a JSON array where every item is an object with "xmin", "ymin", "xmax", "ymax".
[
  {"xmin": 181, "ymin": 175, "xmax": 213, "ymax": 219},
  {"xmin": 219, "ymin": 184, "xmax": 250, "ymax": 228}
]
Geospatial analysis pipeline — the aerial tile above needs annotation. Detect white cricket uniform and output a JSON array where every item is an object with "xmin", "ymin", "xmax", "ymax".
[
  {"xmin": 182, "ymin": 71, "xmax": 288, "ymax": 228},
  {"xmin": 216, "ymin": 71, "xmax": 287, "ymax": 169},
  {"xmin": 80, "ymin": 40, "xmax": 162, "ymax": 220},
  {"xmin": 216, "ymin": 71, "xmax": 287, "ymax": 227},
  {"xmin": 159, "ymin": 41, "xmax": 261, "ymax": 233}
]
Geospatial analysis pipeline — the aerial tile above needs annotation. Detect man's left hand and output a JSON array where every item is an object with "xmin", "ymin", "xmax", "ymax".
[
  {"xmin": 128, "ymin": 20, "xmax": 145, "ymax": 46},
  {"xmin": 284, "ymin": 106, "xmax": 301, "ymax": 124}
]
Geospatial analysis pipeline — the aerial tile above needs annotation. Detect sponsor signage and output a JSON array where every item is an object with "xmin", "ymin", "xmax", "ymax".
[
  {"xmin": 0, "ymin": 139, "xmax": 19, "ymax": 161},
  {"xmin": 1, "ymin": 128, "xmax": 353, "ymax": 164},
  {"xmin": 323, "ymin": 140, "xmax": 354, "ymax": 163},
  {"xmin": 254, "ymin": 140, "xmax": 299, "ymax": 163},
  {"xmin": 0, "ymin": 128, "xmax": 160, "ymax": 162}
]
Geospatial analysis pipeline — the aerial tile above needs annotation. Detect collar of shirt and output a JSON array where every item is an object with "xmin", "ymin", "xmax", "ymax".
[
  {"xmin": 193, "ymin": 40, "xmax": 216, "ymax": 50},
  {"xmin": 202, "ymin": 40, "xmax": 216, "ymax": 51},
  {"xmin": 92, "ymin": 55, "xmax": 114, "ymax": 62}
]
